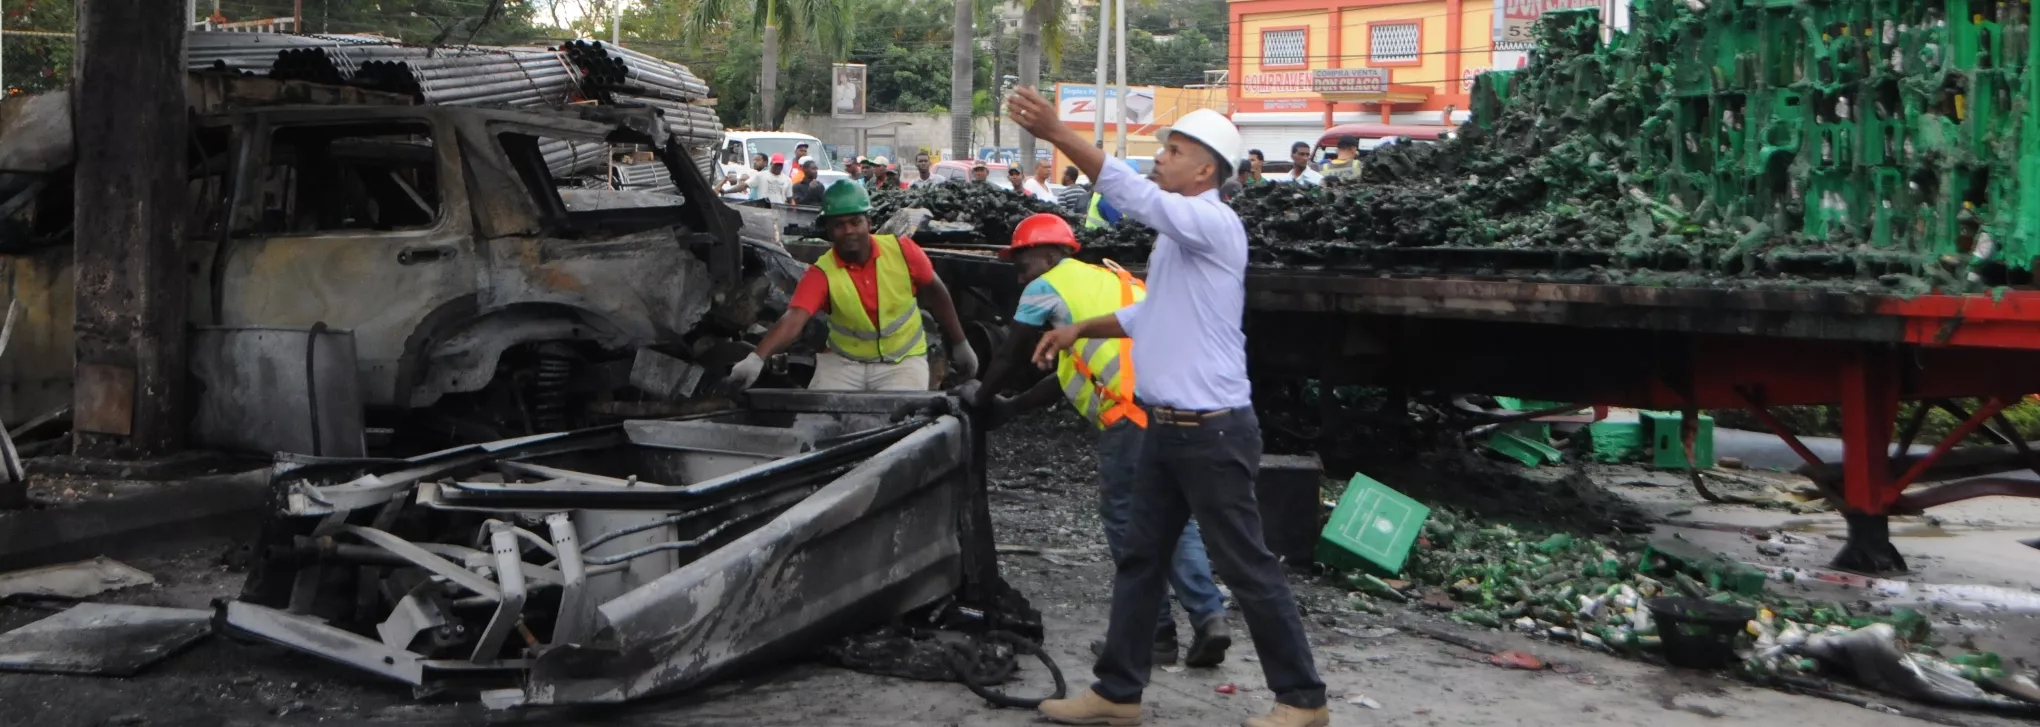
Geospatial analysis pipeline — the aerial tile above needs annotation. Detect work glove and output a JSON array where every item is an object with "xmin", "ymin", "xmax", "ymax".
[
  {"xmin": 721, "ymin": 353, "xmax": 765, "ymax": 393},
  {"xmin": 950, "ymin": 341, "xmax": 980, "ymax": 380},
  {"xmin": 982, "ymin": 395, "xmax": 1016, "ymax": 432}
]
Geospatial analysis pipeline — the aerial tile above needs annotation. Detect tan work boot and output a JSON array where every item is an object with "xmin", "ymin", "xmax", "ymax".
[
  {"xmin": 1038, "ymin": 688, "xmax": 1142, "ymax": 726},
  {"xmin": 1243, "ymin": 704, "xmax": 1331, "ymax": 727}
]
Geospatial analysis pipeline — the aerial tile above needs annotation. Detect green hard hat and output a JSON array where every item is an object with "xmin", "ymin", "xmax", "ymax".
[{"xmin": 821, "ymin": 180, "xmax": 873, "ymax": 217}]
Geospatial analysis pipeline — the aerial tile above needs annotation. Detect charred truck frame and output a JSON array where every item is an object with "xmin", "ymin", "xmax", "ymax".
[{"xmin": 0, "ymin": 76, "xmax": 796, "ymax": 446}]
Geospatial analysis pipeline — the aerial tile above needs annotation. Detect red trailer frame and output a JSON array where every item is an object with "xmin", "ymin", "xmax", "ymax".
[{"xmin": 1237, "ymin": 274, "xmax": 2040, "ymax": 574}]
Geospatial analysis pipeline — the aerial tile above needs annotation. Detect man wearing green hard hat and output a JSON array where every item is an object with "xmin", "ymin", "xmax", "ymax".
[{"xmin": 723, "ymin": 180, "xmax": 978, "ymax": 391}]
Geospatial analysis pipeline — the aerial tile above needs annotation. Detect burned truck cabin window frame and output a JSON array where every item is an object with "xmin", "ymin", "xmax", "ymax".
[{"xmin": 254, "ymin": 122, "xmax": 442, "ymax": 236}]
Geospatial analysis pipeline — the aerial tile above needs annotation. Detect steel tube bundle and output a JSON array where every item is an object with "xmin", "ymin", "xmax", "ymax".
[
  {"xmin": 187, "ymin": 31, "xmax": 396, "ymax": 75},
  {"xmin": 616, "ymin": 95, "xmax": 723, "ymax": 147},
  {"xmin": 353, "ymin": 51, "xmax": 583, "ymax": 108},
  {"xmin": 540, "ymin": 139, "xmax": 610, "ymax": 178},
  {"xmin": 405, "ymin": 51, "xmax": 582, "ymax": 107},
  {"xmin": 562, "ymin": 40, "xmax": 710, "ymax": 102},
  {"xmin": 613, "ymin": 161, "xmax": 676, "ymax": 194}
]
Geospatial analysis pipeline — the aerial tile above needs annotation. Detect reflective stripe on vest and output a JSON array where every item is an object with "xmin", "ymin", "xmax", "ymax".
[
  {"xmin": 1038, "ymin": 258, "xmax": 1147, "ymax": 429},
  {"xmin": 815, "ymin": 234, "xmax": 928, "ymax": 364}
]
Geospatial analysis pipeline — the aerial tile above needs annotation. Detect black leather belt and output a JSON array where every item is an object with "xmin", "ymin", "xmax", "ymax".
[{"xmin": 1146, "ymin": 405, "xmax": 1232, "ymax": 427}]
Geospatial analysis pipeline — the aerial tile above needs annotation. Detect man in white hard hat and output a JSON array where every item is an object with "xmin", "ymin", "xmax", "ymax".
[{"xmin": 1007, "ymin": 89, "xmax": 1329, "ymax": 727}]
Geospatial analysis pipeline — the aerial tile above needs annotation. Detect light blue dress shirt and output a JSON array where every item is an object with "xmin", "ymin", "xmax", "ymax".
[{"xmin": 1096, "ymin": 156, "xmax": 1253, "ymax": 410}]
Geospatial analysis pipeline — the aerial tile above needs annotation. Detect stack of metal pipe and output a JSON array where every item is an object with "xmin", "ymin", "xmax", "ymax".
[
  {"xmin": 613, "ymin": 161, "xmax": 676, "ymax": 195},
  {"xmin": 613, "ymin": 95, "xmax": 722, "ymax": 147},
  {"xmin": 539, "ymin": 139, "xmax": 610, "ymax": 179},
  {"xmin": 186, "ymin": 31, "xmax": 383, "ymax": 75},
  {"xmin": 562, "ymin": 40, "xmax": 710, "ymax": 102},
  {"xmin": 357, "ymin": 50, "xmax": 584, "ymax": 108}
]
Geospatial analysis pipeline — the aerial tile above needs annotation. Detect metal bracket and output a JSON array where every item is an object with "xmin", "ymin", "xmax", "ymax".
[
  {"xmin": 470, "ymin": 523, "xmax": 529, "ymax": 662},
  {"xmin": 377, "ymin": 585, "xmax": 449, "ymax": 651},
  {"xmin": 547, "ymin": 513, "xmax": 592, "ymax": 645},
  {"xmin": 223, "ymin": 601, "xmax": 426, "ymax": 685}
]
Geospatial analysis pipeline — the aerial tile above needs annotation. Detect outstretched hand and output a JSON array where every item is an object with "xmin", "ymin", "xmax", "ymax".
[
  {"xmin": 1032, "ymin": 325, "xmax": 1080, "ymax": 370},
  {"xmin": 1006, "ymin": 88, "xmax": 1061, "ymax": 139}
]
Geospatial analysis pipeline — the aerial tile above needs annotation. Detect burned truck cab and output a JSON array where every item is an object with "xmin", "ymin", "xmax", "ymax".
[{"xmin": 2, "ymin": 85, "xmax": 785, "ymax": 445}]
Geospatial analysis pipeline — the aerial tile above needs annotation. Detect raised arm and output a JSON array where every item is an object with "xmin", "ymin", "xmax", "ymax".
[{"xmin": 1007, "ymin": 87, "xmax": 1238, "ymax": 255}]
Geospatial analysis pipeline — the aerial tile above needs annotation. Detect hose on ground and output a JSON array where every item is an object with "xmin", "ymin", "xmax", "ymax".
[{"xmin": 947, "ymin": 629, "xmax": 1067, "ymax": 709}]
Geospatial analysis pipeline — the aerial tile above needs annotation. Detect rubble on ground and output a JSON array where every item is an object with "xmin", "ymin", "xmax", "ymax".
[{"xmin": 1324, "ymin": 505, "xmax": 2040, "ymax": 709}]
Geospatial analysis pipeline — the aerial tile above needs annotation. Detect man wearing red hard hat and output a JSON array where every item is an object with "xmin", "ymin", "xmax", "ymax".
[{"xmin": 975, "ymin": 213, "xmax": 1233, "ymax": 673}]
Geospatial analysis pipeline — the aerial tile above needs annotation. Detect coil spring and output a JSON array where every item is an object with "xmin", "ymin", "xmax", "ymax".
[{"xmin": 531, "ymin": 354, "xmax": 573, "ymax": 433}]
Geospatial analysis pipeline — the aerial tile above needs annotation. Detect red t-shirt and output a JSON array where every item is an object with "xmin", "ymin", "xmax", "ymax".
[{"xmin": 790, "ymin": 236, "xmax": 937, "ymax": 324}]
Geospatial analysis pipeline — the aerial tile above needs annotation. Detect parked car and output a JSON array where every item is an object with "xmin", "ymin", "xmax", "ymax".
[{"xmin": 718, "ymin": 130, "xmax": 849, "ymax": 189}]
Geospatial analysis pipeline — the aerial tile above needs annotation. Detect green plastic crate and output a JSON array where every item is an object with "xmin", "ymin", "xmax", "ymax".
[
  {"xmin": 1586, "ymin": 419, "xmax": 1646, "ymax": 464},
  {"xmin": 1641, "ymin": 411, "xmax": 1715, "ymax": 470},
  {"xmin": 1493, "ymin": 396, "xmax": 1566, "ymax": 411},
  {"xmin": 1316, "ymin": 473, "xmax": 1431, "ymax": 576}
]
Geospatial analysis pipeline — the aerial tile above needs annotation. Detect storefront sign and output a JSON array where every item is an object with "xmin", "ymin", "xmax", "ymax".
[
  {"xmin": 1497, "ymin": 0, "xmax": 1604, "ymax": 43},
  {"xmin": 1243, "ymin": 71, "xmax": 1313, "ymax": 95},
  {"xmin": 1311, "ymin": 68, "xmax": 1389, "ymax": 94},
  {"xmin": 1057, "ymin": 84, "xmax": 1159, "ymax": 124},
  {"xmin": 1462, "ymin": 67, "xmax": 1492, "ymax": 91}
]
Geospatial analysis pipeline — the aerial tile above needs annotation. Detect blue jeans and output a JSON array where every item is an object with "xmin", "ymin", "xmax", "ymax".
[{"xmin": 1096, "ymin": 420, "xmax": 1225, "ymax": 638}]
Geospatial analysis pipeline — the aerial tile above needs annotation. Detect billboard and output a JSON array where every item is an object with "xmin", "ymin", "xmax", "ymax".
[
  {"xmin": 1492, "ymin": 0, "xmax": 1628, "ymax": 70},
  {"xmin": 1311, "ymin": 68, "xmax": 1389, "ymax": 94},
  {"xmin": 1056, "ymin": 84, "xmax": 1158, "ymax": 125},
  {"xmin": 831, "ymin": 63, "xmax": 866, "ymax": 119}
]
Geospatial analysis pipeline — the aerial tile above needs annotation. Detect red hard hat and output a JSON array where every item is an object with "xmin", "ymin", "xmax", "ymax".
[
  {"xmin": 1002, "ymin": 213, "xmax": 1080, "ymax": 259},
  {"xmin": 770, "ymin": 153, "xmax": 786, "ymax": 164}
]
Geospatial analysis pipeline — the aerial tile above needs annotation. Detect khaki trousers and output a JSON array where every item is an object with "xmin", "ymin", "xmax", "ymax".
[{"xmin": 809, "ymin": 351, "xmax": 931, "ymax": 391}]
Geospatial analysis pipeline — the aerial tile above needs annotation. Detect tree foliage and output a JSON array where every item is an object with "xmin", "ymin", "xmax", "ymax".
[{"xmin": 1, "ymin": 0, "xmax": 75, "ymax": 95}]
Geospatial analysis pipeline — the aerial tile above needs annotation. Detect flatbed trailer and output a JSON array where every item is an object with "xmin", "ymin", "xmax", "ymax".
[{"xmin": 785, "ymin": 240, "xmax": 2040, "ymax": 575}]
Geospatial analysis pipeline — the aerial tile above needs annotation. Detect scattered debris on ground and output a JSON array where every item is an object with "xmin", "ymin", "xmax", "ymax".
[
  {"xmin": 0, "ymin": 557, "xmax": 153, "ymax": 601},
  {"xmin": 0, "ymin": 603, "xmax": 210, "ymax": 676}
]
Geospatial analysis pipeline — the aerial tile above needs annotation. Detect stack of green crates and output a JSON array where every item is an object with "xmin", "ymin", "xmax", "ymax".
[{"xmin": 1470, "ymin": 0, "xmax": 2040, "ymax": 275}]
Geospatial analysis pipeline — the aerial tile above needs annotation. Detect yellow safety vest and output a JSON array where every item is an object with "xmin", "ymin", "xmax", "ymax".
[
  {"xmin": 1037, "ymin": 258, "xmax": 1147, "ymax": 429},
  {"xmin": 815, "ymin": 234, "xmax": 928, "ymax": 363},
  {"xmin": 1085, "ymin": 193, "xmax": 1108, "ymax": 229}
]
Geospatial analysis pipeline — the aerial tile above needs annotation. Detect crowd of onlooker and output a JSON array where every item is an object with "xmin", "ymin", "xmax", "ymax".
[{"xmin": 715, "ymin": 134, "xmax": 1375, "ymax": 230}]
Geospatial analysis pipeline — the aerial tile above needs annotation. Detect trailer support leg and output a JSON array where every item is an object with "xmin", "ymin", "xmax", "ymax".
[{"xmin": 1833, "ymin": 346, "xmax": 1906, "ymax": 575}]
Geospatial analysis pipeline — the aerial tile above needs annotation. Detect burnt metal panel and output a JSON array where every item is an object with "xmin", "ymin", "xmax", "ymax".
[{"xmin": 524, "ymin": 416, "xmax": 969, "ymax": 704}]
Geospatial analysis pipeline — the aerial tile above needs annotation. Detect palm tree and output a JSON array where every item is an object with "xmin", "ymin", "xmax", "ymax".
[
  {"xmin": 950, "ymin": 0, "xmax": 974, "ymax": 162},
  {"xmin": 1014, "ymin": 0, "xmax": 1070, "ymax": 167},
  {"xmin": 677, "ymin": 0, "xmax": 854, "ymax": 129}
]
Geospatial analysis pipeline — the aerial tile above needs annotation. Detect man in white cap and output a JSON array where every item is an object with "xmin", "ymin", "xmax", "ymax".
[{"xmin": 1007, "ymin": 88, "xmax": 1329, "ymax": 727}]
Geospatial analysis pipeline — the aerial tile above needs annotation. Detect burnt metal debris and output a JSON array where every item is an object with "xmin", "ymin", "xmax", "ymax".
[
  {"xmin": 869, "ymin": 183, "xmax": 1078, "ymax": 249},
  {"xmin": 222, "ymin": 391, "xmax": 1037, "ymax": 708},
  {"xmin": 188, "ymin": 33, "xmax": 722, "ymax": 178}
]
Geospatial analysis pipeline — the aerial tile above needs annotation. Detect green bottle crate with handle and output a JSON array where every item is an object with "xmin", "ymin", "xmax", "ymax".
[{"xmin": 1317, "ymin": 473, "xmax": 1432, "ymax": 577}]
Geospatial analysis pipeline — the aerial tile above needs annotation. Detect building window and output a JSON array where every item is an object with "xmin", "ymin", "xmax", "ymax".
[
  {"xmin": 1261, "ymin": 28, "xmax": 1307, "ymax": 68},
  {"xmin": 1369, "ymin": 22, "xmax": 1421, "ymax": 65}
]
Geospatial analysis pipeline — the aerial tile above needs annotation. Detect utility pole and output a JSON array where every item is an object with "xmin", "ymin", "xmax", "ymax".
[
  {"xmin": 612, "ymin": 1, "xmax": 622, "ymax": 45},
  {"xmin": 991, "ymin": 11, "xmax": 1002, "ymax": 153},
  {"xmin": 73, "ymin": 0, "xmax": 190, "ymax": 458},
  {"xmin": 1113, "ymin": 0, "xmax": 1127, "ymax": 156},
  {"xmin": 948, "ymin": 0, "xmax": 974, "ymax": 163},
  {"xmin": 1092, "ymin": 0, "xmax": 1108, "ymax": 149}
]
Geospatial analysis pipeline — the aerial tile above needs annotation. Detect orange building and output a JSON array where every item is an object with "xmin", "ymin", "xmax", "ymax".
[{"xmin": 1225, "ymin": 0, "xmax": 1624, "ymax": 152}]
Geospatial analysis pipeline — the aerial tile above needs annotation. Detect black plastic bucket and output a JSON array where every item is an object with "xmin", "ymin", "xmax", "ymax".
[{"xmin": 1646, "ymin": 596, "xmax": 1756, "ymax": 669}]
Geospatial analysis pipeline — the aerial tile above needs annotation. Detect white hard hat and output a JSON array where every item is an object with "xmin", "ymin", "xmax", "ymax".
[
  {"xmin": 1156, "ymin": 109, "xmax": 1242, "ymax": 174},
  {"xmin": 873, "ymin": 155, "xmax": 891, "ymax": 165},
  {"xmin": 798, "ymin": 155, "xmax": 815, "ymax": 166}
]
